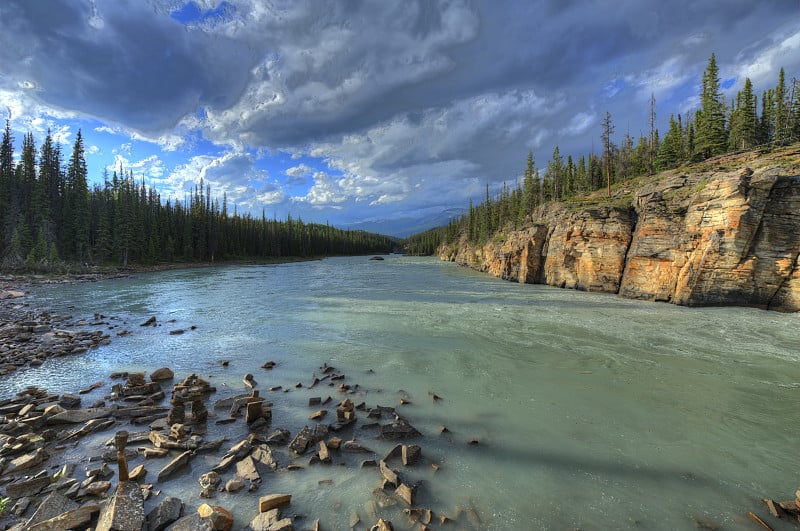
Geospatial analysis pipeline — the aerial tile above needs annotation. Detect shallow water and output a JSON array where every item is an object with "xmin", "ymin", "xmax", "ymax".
[{"xmin": 3, "ymin": 256, "xmax": 799, "ymax": 530}]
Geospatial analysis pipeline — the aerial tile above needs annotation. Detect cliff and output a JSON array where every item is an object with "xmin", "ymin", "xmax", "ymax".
[{"xmin": 439, "ymin": 146, "xmax": 800, "ymax": 312}]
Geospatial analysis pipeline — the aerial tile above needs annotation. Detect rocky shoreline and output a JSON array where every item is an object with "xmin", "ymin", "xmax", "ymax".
[
  {"xmin": 0, "ymin": 359, "xmax": 485, "ymax": 531},
  {"xmin": 0, "ymin": 281, "xmax": 481, "ymax": 530}
]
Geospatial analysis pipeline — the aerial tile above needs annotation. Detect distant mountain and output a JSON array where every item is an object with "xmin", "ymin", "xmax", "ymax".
[{"xmin": 346, "ymin": 208, "xmax": 465, "ymax": 238}]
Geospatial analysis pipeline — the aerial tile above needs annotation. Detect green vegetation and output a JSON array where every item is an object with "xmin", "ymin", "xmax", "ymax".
[
  {"xmin": 403, "ymin": 54, "xmax": 800, "ymax": 255},
  {"xmin": 0, "ymin": 126, "xmax": 395, "ymax": 271}
]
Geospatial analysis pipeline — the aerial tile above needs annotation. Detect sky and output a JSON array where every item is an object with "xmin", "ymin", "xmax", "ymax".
[{"xmin": 1, "ymin": 1, "xmax": 799, "ymax": 237}]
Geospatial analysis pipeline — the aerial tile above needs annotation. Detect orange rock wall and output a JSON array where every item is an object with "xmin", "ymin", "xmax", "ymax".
[{"xmin": 439, "ymin": 164, "xmax": 800, "ymax": 312}]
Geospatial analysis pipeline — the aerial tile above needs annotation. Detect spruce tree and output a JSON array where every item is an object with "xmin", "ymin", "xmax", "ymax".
[
  {"xmin": 774, "ymin": 68, "xmax": 789, "ymax": 143},
  {"xmin": 65, "ymin": 130, "xmax": 90, "ymax": 262},
  {"xmin": 695, "ymin": 53, "xmax": 727, "ymax": 158}
]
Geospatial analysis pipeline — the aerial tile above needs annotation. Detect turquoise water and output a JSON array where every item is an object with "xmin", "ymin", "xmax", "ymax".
[{"xmin": 3, "ymin": 256, "xmax": 799, "ymax": 530}]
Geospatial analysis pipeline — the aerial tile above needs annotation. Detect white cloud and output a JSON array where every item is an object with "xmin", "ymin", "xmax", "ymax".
[
  {"xmin": 560, "ymin": 112, "xmax": 596, "ymax": 137},
  {"xmin": 296, "ymin": 171, "xmax": 348, "ymax": 208}
]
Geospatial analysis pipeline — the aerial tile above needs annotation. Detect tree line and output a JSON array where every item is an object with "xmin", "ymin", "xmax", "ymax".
[
  {"xmin": 403, "ymin": 54, "xmax": 800, "ymax": 254},
  {"xmin": 0, "ymin": 127, "xmax": 395, "ymax": 270}
]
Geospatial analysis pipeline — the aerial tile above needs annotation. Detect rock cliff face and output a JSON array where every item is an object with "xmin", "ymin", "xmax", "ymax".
[{"xmin": 439, "ymin": 149, "xmax": 800, "ymax": 312}]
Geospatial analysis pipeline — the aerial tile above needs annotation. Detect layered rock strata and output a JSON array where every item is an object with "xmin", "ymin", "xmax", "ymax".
[{"xmin": 439, "ymin": 154, "xmax": 800, "ymax": 312}]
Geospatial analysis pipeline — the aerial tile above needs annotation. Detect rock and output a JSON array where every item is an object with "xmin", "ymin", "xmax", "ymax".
[
  {"xmin": 164, "ymin": 513, "xmax": 215, "ymax": 531},
  {"xmin": 379, "ymin": 415, "xmax": 421, "ymax": 440},
  {"xmin": 213, "ymin": 437, "xmax": 254, "ymax": 472},
  {"xmin": 6, "ymin": 475, "xmax": 51, "ymax": 499},
  {"xmin": 84, "ymin": 479, "xmax": 112, "ymax": 496},
  {"xmin": 95, "ymin": 481, "xmax": 145, "ymax": 531},
  {"xmin": 225, "ymin": 478, "xmax": 244, "ymax": 493},
  {"xmin": 199, "ymin": 471, "xmax": 221, "ymax": 490},
  {"xmin": 140, "ymin": 316, "xmax": 157, "ymax": 327},
  {"xmin": 261, "ymin": 360, "xmax": 276, "ymax": 369},
  {"xmin": 157, "ymin": 450, "xmax": 193, "ymax": 481},
  {"xmin": 379, "ymin": 460, "xmax": 399, "ymax": 487},
  {"xmin": 342, "ymin": 439, "xmax": 373, "ymax": 453},
  {"xmin": 198, "ymin": 504, "xmax": 234, "ymax": 531},
  {"xmin": 288, "ymin": 426, "xmax": 314, "ymax": 455},
  {"xmin": 318, "ymin": 440, "xmax": 331, "ymax": 464},
  {"xmin": 269, "ymin": 518, "xmax": 294, "ymax": 530},
  {"xmin": 370, "ymin": 519, "xmax": 394, "ymax": 531},
  {"xmin": 26, "ymin": 504, "xmax": 100, "ymax": 531},
  {"xmin": 58, "ymin": 394, "xmax": 81, "ymax": 408},
  {"xmin": 402, "ymin": 444, "xmax": 421, "ymax": 466},
  {"xmin": 258, "ymin": 493, "xmax": 292, "ymax": 512},
  {"xmin": 395, "ymin": 483, "xmax": 417, "ymax": 505},
  {"xmin": 24, "ymin": 491, "xmax": 78, "ymax": 527},
  {"xmin": 47, "ymin": 406, "xmax": 113, "ymax": 424},
  {"xmin": 309, "ymin": 409, "xmax": 327, "ymax": 420},
  {"xmin": 1, "ymin": 447, "xmax": 47, "ymax": 476},
  {"xmin": 147, "ymin": 496, "xmax": 184, "ymax": 531},
  {"xmin": 251, "ymin": 444, "xmax": 278, "ymax": 470},
  {"xmin": 235, "ymin": 455, "xmax": 261, "ymax": 483},
  {"xmin": 151, "ymin": 367, "xmax": 175, "ymax": 381},
  {"xmin": 249, "ymin": 508, "xmax": 280, "ymax": 530}
]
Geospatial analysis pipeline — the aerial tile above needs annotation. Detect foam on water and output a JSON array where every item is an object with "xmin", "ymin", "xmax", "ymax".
[{"xmin": 2, "ymin": 256, "xmax": 799, "ymax": 529}]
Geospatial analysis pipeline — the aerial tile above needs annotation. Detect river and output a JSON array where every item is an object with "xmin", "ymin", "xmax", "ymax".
[{"xmin": 2, "ymin": 255, "xmax": 799, "ymax": 530}]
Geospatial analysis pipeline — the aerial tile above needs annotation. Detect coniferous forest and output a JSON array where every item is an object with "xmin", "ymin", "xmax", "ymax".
[
  {"xmin": 403, "ymin": 55, "xmax": 800, "ymax": 256},
  {"xmin": 0, "ymin": 127, "xmax": 395, "ymax": 271}
]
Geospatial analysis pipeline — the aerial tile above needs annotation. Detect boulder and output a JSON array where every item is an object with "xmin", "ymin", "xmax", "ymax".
[
  {"xmin": 258, "ymin": 493, "xmax": 292, "ymax": 513},
  {"xmin": 150, "ymin": 368, "xmax": 175, "ymax": 381},
  {"xmin": 370, "ymin": 519, "xmax": 394, "ymax": 531},
  {"xmin": 251, "ymin": 444, "xmax": 278, "ymax": 470},
  {"xmin": 26, "ymin": 504, "xmax": 100, "ymax": 531},
  {"xmin": 379, "ymin": 416, "xmax": 421, "ymax": 440},
  {"xmin": 249, "ymin": 509, "xmax": 280, "ymax": 530},
  {"xmin": 164, "ymin": 513, "xmax": 214, "ymax": 531},
  {"xmin": 23, "ymin": 491, "xmax": 78, "ymax": 528},
  {"xmin": 395, "ymin": 483, "xmax": 417, "ymax": 505},
  {"xmin": 402, "ymin": 444, "xmax": 422, "ymax": 466},
  {"xmin": 157, "ymin": 450, "xmax": 193, "ymax": 482},
  {"xmin": 95, "ymin": 481, "xmax": 145, "ymax": 531},
  {"xmin": 146, "ymin": 496, "xmax": 184, "ymax": 531},
  {"xmin": 235, "ymin": 455, "xmax": 261, "ymax": 483},
  {"xmin": 198, "ymin": 504, "xmax": 234, "ymax": 531},
  {"xmin": 225, "ymin": 478, "xmax": 244, "ymax": 493}
]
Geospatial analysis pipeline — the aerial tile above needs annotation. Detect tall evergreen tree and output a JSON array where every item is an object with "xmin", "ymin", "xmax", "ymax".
[
  {"xmin": 695, "ymin": 53, "xmax": 727, "ymax": 159},
  {"xmin": 64, "ymin": 130, "xmax": 90, "ymax": 262},
  {"xmin": 774, "ymin": 67, "xmax": 789, "ymax": 143},
  {"xmin": 728, "ymin": 77, "xmax": 758, "ymax": 150},
  {"xmin": 601, "ymin": 111, "xmax": 615, "ymax": 196}
]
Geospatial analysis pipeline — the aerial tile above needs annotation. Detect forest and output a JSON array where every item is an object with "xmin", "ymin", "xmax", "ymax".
[
  {"xmin": 403, "ymin": 55, "xmax": 800, "ymax": 256},
  {"xmin": 0, "ymin": 128, "xmax": 396, "ymax": 271}
]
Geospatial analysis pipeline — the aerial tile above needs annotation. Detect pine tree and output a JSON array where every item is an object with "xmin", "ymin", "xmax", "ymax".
[
  {"xmin": 64, "ymin": 130, "xmax": 90, "ymax": 262},
  {"xmin": 774, "ymin": 68, "xmax": 789, "ymax": 143},
  {"xmin": 656, "ymin": 114, "xmax": 682, "ymax": 170},
  {"xmin": 601, "ymin": 112, "xmax": 615, "ymax": 196},
  {"xmin": 695, "ymin": 53, "xmax": 727, "ymax": 159},
  {"xmin": 728, "ymin": 77, "xmax": 758, "ymax": 150},
  {"xmin": 0, "ymin": 120, "xmax": 15, "ymax": 258},
  {"xmin": 522, "ymin": 151, "xmax": 539, "ymax": 213},
  {"xmin": 648, "ymin": 92, "xmax": 657, "ymax": 174}
]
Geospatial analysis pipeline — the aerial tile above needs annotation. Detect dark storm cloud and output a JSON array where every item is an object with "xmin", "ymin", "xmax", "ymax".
[
  {"xmin": 1, "ymin": 0, "xmax": 799, "ymax": 229},
  {"xmin": 0, "ymin": 0, "xmax": 254, "ymax": 132}
]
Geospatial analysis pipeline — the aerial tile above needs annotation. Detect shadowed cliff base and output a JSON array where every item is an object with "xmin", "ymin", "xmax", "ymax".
[{"xmin": 439, "ymin": 145, "xmax": 800, "ymax": 312}]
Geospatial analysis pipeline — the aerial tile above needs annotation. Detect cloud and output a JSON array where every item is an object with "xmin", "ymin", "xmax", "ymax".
[{"xmin": 1, "ymin": 0, "xmax": 800, "ymax": 234}]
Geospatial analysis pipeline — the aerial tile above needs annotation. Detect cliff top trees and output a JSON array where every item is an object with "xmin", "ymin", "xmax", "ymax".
[{"xmin": 696, "ymin": 53, "xmax": 727, "ymax": 159}]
